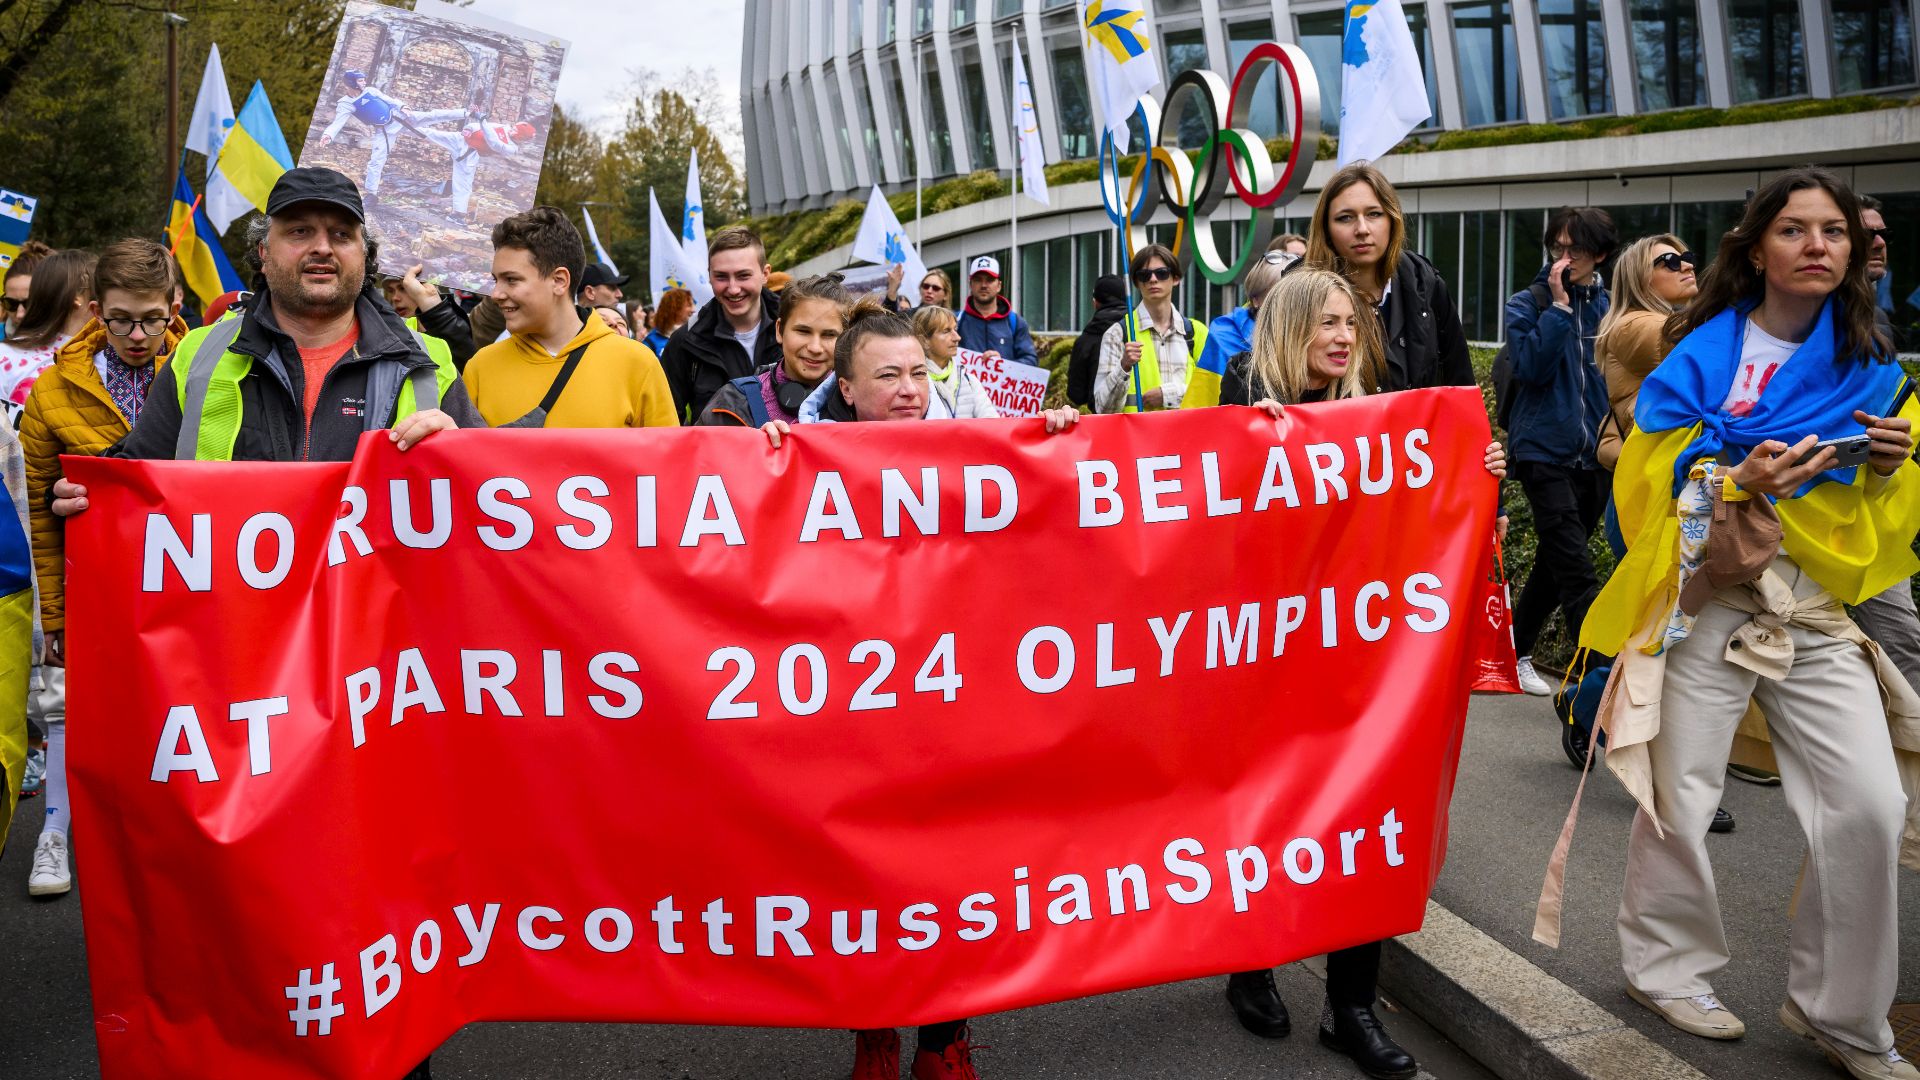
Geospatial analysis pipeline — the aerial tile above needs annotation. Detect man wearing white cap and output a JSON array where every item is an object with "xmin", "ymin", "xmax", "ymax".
[{"xmin": 955, "ymin": 255, "xmax": 1038, "ymax": 367}]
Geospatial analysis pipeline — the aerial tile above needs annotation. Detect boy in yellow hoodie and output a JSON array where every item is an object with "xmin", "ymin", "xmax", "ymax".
[
  {"xmin": 19, "ymin": 237, "xmax": 188, "ymax": 897},
  {"xmin": 463, "ymin": 205, "xmax": 678, "ymax": 429}
]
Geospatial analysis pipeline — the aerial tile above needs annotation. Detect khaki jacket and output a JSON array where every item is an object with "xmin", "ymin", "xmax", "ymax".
[{"xmin": 1594, "ymin": 310, "xmax": 1669, "ymax": 470}]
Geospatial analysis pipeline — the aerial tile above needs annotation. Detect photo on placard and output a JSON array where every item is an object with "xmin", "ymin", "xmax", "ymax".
[{"xmin": 295, "ymin": 0, "xmax": 569, "ymax": 293}]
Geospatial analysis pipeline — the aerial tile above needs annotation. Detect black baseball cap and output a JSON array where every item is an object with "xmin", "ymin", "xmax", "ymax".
[
  {"xmin": 581, "ymin": 263, "xmax": 629, "ymax": 288},
  {"xmin": 1093, "ymin": 274, "xmax": 1128, "ymax": 305},
  {"xmin": 265, "ymin": 167, "xmax": 365, "ymax": 222}
]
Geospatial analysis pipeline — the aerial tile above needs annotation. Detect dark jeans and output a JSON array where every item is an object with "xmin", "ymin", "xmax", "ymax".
[
  {"xmin": 1512, "ymin": 462, "xmax": 1609, "ymax": 658},
  {"xmin": 1234, "ymin": 940, "xmax": 1382, "ymax": 1010}
]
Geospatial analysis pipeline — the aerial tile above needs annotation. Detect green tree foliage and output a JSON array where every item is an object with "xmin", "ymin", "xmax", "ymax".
[
  {"xmin": 532, "ymin": 102, "xmax": 606, "ymax": 220},
  {"xmin": 602, "ymin": 68, "xmax": 746, "ymax": 292}
]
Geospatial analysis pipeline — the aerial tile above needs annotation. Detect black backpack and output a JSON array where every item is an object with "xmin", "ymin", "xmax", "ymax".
[{"xmin": 1491, "ymin": 281, "xmax": 1553, "ymax": 433}]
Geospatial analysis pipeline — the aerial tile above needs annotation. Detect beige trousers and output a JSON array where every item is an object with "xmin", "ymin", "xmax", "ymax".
[{"xmin": 1618, "ymin": 561, "xmax": 1906, "ymax": 1053}]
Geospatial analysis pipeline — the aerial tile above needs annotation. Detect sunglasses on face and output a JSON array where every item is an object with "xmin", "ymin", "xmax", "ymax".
[
  {"xmin": 1866, "ymin": 226, "xmax": 1890, "ymax": 243},
  {"xmin": 1651, "ymin": 251, "xmax": 1699, "ymax": 273},
  {"xmin": 0, "ymin": 297, "xmax": 20, "ymax": 314},
  {"xmin": 921, "ymin": 282, "xmax": 946, "ymax": 294},
  {"xmin": 1135, "ymin": 267, "xmax": 1175, "ymax": 283}
]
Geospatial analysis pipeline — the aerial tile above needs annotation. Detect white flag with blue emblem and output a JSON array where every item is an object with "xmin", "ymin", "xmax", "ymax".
[
  {"xmin": 850, "ymin": 186, "xmax": 928, "ymax": 300},
  {"xmin": 650, "ymin": 188, "xmax": 702, "ymax": 310},
  {"xmin": 682, "ymin": 152, "xmax": 714, "ymax": 305},
  {"xmin": 1082, "ymin": 1, "xmax": 1160, "ymax": 153},
  {"xmin": 581, "ymin": 207, "xmax": 618, "ymax": 275},
  {"xmin": 1011, "ymin": 38, "xmax": 1050, "ymax": 207},
  {"xmin": 1336, "ymin": 0, "xmax": 1432, "ymax": 166},
  {"xmin": 184, "ymin": 43, "xmax": 235, "ymax": 183}
]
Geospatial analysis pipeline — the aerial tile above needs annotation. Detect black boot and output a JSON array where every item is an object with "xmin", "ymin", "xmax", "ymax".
[
  {"xmin": 1709, "ymin": 806, "xmax": 1735, "ymax": 834},
  {"xmin": 1319, "ymin": 1000, "xmax": 1417, "ymax": 1080},
  {"xmin": 1225, "ymin": 968, "xmax": 1291, "ymax": 1038}
]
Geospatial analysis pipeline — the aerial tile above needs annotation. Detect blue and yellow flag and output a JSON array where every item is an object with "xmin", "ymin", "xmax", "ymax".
[
  {"xmin": 168, "ymin": 168, "xmax": 243, "ymax": 309},
  {"xmin": 205, "ymin": 80, "xmax": 294, "ymax": 234},
  {"xmin": 0, "ymin": 188, "xmax": 39, "ymax": 270},
  {"xmin": 0, "ymin": 424, "xmax": 33, "ymax": 850}
]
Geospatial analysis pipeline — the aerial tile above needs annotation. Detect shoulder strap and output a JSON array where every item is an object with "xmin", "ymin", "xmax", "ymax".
[
  {"xmin": 730, "ymin": 375, "xmax": 770, "ymax": 426},
  {"xmin": 534, "ymin": 342, "xmax": 592, "ymax": 421},
  {"xmin": 1528, "ymin": 282, "xmax": 1553, "ymax": 311},
  {"xmin": 175, "ymin": 317, "xmax": 247, "ymax": 461}
]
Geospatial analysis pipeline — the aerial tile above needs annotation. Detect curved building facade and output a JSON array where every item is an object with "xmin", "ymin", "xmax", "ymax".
[{"xmin": 741, "ymin": 0, "xmax": 1920, "ymax": 339}]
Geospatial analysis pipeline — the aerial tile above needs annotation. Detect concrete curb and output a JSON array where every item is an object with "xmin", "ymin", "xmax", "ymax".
[{"xmin": 1379, "ymin": 899, "xmax": 1710, "ymax": 1080}]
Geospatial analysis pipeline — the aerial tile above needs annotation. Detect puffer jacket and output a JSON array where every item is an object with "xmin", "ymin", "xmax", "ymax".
[
  {"xmin": 928, "ymin": 361, "xmax": 999, "ymax": 418},
  {"xmin": 956, "ymin": 296, "xmax": 1038, "ymax": 366},
  {"xmin": 1504, "ymin": 265, "xmax": 1611, "ymax": 467},
  {"xmin": 661, "ymin": 288, "xmax": 782, "ymax": 422},
  {"xmin": 22, "ymin": 317, "xmax": 188, "ymax": 630}
]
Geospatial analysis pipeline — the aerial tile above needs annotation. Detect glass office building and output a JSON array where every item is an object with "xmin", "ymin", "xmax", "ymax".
[{"xmin": 742, "ymin": 0, "xmax": 1919, "ymax": 340}]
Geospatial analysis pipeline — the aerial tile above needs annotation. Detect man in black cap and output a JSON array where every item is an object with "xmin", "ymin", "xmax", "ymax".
[
  {"xmin": 1067, "ymin": 274, "xmax": 1130, "ymax": 409},
  {"xmin": 52, "ymin": 167, "xmax": 481, "ymax": 478},
  {"xmin": 578, "ymin": 262, "xmax": 628, "ymax": 310}
]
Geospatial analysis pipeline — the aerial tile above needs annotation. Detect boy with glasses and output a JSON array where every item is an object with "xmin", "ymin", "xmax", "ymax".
[{"xmin": 1094, "ymin": 244, "xmax": 1206, "ymax": 413}]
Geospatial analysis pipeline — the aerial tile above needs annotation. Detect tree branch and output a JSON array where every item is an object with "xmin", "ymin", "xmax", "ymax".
[{"xmin": 0, "ymin": 0, "xmax": 82, "ymax": 111}]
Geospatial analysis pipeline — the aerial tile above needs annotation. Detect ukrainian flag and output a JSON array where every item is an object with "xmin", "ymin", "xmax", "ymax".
[
  {"xmin": 0, "ymin": 426, "xmax": 33, "ymax": 851},
  {"xmin": 204, "ymin": 80, "xmax": 293, "ymax": 234},
  {"xmin": 0, "ymin": 188, "xmax": 38, "ymax": 269},
  {"xmin": 167, "ymin": 168, "xmax": 242, "ymax": 310}
]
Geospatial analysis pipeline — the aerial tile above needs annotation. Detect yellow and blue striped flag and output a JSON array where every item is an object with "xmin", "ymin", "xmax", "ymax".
[
  {"xmin": 168, "ymin": 168, "xmax": 243, "ymax": 309},
  {"xmin": 205, "ymin": 80, "xmax": 294, "ymax": 234},
  {"xmin": 0, "ymin": 188, "xmax": 39, "ymax": 270},
  {"xmin": 0, "ymin": 424, "xmax": 33, "ymax": 850}
]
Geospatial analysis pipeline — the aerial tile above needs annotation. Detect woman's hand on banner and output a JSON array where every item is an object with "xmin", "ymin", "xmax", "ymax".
[
  {"xmin": 390, "ymin": 409, "xmax": 455, "ymax": 451},
  {"xmin": 51, "ymin": 477, "xmax": 87, "ymax": 518},
  {"xmin": 1497, "ymin": 515, "xmax": 1510, "ymax": 544},
  {"xmin": 1041, "ymin": 408, "xmax": 1080, "ymax": 434},
  {"xmin": 1855, "ymin": 410, "xmax": 1914, "ymax": 476},
  {"xmin": 762, "ymin": 420, "xmax": 793, "ymax": 448},
  {"xmin": 1251, "ymin": 398, "xmax": 1287, "ymax": 422},
  {"xmin": 43, "ymin": 630, "xmax": 62, "ymax": 668},
  {"xmin": 1728, "ymin": 435, "xmax": 1832, "ymax": 497},
  {"xmin": 1483, "ymin": 441, "xmax": 1508, "ymax": 480}
]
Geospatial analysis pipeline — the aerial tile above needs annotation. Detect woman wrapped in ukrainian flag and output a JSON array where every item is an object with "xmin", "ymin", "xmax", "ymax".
[{"xmin": 1585, "ymin": 165, "xmax": 1920, "ymax": 1080}]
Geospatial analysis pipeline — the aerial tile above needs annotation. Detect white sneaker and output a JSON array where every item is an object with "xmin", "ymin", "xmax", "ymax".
[
  {"xmin": 27, "ymin": 830, "xmax": 70, "ymax": 897},
  {"xmin": 1781, "ymin": 999, "xmax": 1920, "ymax": 1080},
  {"xmin": 1626, "ymin": 985, "xmax": 1746, "ymax": 1039},
  {"xmin": 1516, "ymin": 655, "xmax": 1553, "ymax": 696}
]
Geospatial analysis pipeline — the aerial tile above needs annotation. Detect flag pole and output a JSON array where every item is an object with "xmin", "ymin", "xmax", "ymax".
[
  {"xmin": 1010, "ymin": 97, "xmax": 1020, "ymax": 326},
  {"xmin": 167, "ymin": 194, "xmax": 203, "ymax": 256}
]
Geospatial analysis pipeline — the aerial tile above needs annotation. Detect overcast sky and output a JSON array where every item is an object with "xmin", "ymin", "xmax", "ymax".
[{"xmin": 461, "ymin": 0, "xmax": 748, "ymax": 154}]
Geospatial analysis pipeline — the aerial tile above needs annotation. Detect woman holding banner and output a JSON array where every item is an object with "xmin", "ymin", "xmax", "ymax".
[
  {"xmin": 1211, "ymin": 267, "xmax": 1506, "ymax": 1080},
  {"xmin": 1581, "ymin": 167, "xmax": 1918, "ymax": 1079},
  {"xmin": 763, "ymin": 298, "xmax": 1078, "ymax": 1080},
  {"xmin": 695, "ymin": 274, "xmax": 851, "ymax": 427},
  {"xmin": 911, "ymin": 306, "xmax": 999, "ymax": 418}
]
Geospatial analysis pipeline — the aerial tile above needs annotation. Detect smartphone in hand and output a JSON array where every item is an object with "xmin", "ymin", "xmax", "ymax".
[{"xmin": 1792, "ymin": 433, "xmax": 1873, "ymax": 470}]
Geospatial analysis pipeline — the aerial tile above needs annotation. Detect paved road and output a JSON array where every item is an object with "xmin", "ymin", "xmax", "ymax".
[{"xmin": 1438, "ymin": 690, "xmax": 1920, "ymax": 1080}]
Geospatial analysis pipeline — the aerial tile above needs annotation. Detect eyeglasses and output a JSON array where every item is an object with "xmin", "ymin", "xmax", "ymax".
[
  {"xmin": 1261, "ymin": 251, "xmax": 1298, "ymax": 266},
  {"xmin": 1867, "ymin": 226, "xmax": 1890, "ymax": 243},
  {"xmin": 0, "ymin": 297, "xmax": 20, "ymax": 314},
  {"xmin": 1548, "ymin": 244, "xmax": 1595, "ymax": 260},
  {"xmin": 104, "ymin": 316, "xmax": 171, "ymax": 338},
  {"xmin": 920, "ymin": 282, "xmax": 947, "ymax": 293},
  {"xmin": 1134, "ymin": 267, "xmax": 1175, "ymax": 283},
  {"xmin": 1651, "ymin": 251, "xmax": 1698, "ymax": 273}
]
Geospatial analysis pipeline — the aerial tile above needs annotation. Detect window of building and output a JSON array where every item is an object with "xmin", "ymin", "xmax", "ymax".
[
  {"xmin": 1504, "ymin": 208, "xmax": 1545, "ymax": 299},
  {"xmin": 1674, "ymin": 200, "xmax": 1743, "ymax": 261},
  {"xmin": 1046, "ymin": 236, "xmax": 1074, "ymax": 333},
  {"xmin": 1538, "ymin": 0, "xmax": 1612, "ymax": 117},
  {"xmin": 799, "ymin": 74, "xmax": 835, "ymax": 189},
  {"xmin": 995, "ymin": 0, "xmax": 1022, "ymax": 18},
  {"xmin": 825, "ymin": 64, "xmax": 859, "ymax": 183},
  {"xmin": 1160, "ymin": 0, "xmax": 1203, "ymax": 12},
  {"xmin": 1425, "ymin": 211, "xmax": 1463, "ymax": 325},
  {"xmin": 960, "ymin": 47, "xmax": 998, "ymax": 168},
  {"xmin": 1629, "ymin": 0, "xmax": 1706, "ymax": 110},
  {"xmin": 954, "ymin": 0, "xmax": 976, "ymax": 28},
  {"xmin": 1020, "ymin": 243, "xmax": 1048, "ymax": 326},
  {"xmin": 914, "ymin": 0, "xmax": 933, "ymax": 36},
  {"xmin": 1832, "ymin": 0, "xmax": 1917, "ymax": 92},
  {"xmin": 922, "ymin": 58, "xmax": 957, "ymax": 176},
  {"xmin": 885, "ymin": 61, "xmax": 918, "ymax": 177},
  {"xmin": 1044, "ymin": 0, "xmax": 1077, "ymax": 9},
  {"xmin": 1226, "ymin": 19, "xmax": 1281, "ymax": 138},
  {"xmin": 1295, "ymin": 10, "xmax": 1345, "ymax": 136},
  {"xmin": 1163, "ymin": 27, "xmax": 1213, "ymax": 146},
  {"xmin": 1459, "ymin": 209, "xmax": 1504, "ymax": 341},
  {"xmin": 1453, "ymin": 1, "xmax": 1522, "ymax": 126},
  {"xmin": 852, "ymin": 0, "xmax": 865, "ymax": 50},
  {"xmin": 851, "ymin": 62, "xmax": 886, "ymax": 181},
  {"xmin": 1607, "ymin": 204, "xmax": 1674, "ymax": 247},
  {"xmin": 884, "ymin": 0, "xmax": 898, "ymax": 42},
  {"xmin": 1403, "ymin": 5, "xmax": 1443, "ymax": 130},
  {"xmin": 1052, "ymin": 42, "xmax": 1095, "ymax": 159},
  {"xmin": 1074, "ymin": 232, "xmax": 1112, "ymax": 326},
  {"xmin": 1726, "ymin": 0, "xmax": 1807, "ymax": 101}
]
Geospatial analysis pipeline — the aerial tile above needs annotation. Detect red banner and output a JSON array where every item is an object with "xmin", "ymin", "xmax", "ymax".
[{"xmin": 67, "ymin": 389, "xmax": 1494, "ymax": 1079}]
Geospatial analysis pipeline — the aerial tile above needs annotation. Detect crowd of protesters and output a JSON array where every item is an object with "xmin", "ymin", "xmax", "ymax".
[{"xmin": 1, "ymin": 157, "xmax": 1915, "ymax": 1080}]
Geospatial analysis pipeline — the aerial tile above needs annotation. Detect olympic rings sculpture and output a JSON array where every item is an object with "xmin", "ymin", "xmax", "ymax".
[{"xmin": 1097, "ymin": 42, "xmax": 1322, "ymax": 286}]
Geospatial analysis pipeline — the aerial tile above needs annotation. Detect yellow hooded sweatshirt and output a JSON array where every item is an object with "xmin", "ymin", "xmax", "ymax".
[{"xmin": 462, "ymin": 309, "xmax": 679, "ymax": 429}]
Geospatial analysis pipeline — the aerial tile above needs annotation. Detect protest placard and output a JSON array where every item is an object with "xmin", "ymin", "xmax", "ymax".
[
  {"xmin": 69, "ymin": 391, "xmax": 1495, "ymax": 1078},
  {"xmin": 294, "ymin": 0, "xmax": 568, "ymax": 293},
  {"xmin": 962, "ymin": 348, "xmax": 1052, "ymax": 417}
]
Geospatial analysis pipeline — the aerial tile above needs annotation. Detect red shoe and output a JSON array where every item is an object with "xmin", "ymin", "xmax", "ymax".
[
  {"xmin": 911, "ymin": 1028, "xmax": 982, "ymax": 1080},
  {"xmin": 850, "ymin": 1028, "xmax": 900, "ymax": 1080}
]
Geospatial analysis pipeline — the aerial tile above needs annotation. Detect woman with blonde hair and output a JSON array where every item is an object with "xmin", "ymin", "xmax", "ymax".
[
  {"xmin": 910, "ymin": 305, "xmax": 999, "ymax": 417},
  {"xmin": 1211, "ymin": 268, "xmax": 1505, "ymax": 1080},
  {"xmin": 1594, "ymin": 234, "xmax": 1699, "ymax": 470}
]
